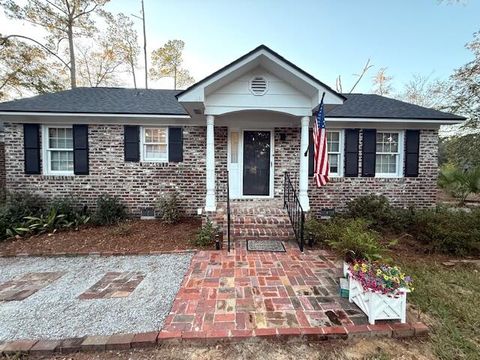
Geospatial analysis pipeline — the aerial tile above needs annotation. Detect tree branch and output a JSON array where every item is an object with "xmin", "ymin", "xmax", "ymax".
[
  {"xmin": 1, "ymin": 35, "xmax": 70, "ymax": 69},
  {"xmin": 72, "ymin": 3, "xmax": 99, "ymax": 20},
  {"xmin": 349, "ymin": 59, "xmax": 373, "ymax": 94},
  {"xmin": 46, "ymin": 0, "xmax": 68, "ymax": 16}
]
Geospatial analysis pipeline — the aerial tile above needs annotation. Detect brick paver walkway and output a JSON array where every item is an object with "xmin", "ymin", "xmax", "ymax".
[
  {"xmin": 161, "ymin": 242, "xmax": 369, "ymax": 338},
  {"xmin": 78, "ymin": 271, "xmax": 145, "ymax": 300},
  {"xmin": 0, "ymin": 272, "xmax": 65, "ymax": 301}
]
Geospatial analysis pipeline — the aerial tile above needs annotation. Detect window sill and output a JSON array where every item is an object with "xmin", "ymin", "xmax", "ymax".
[
  {"xmin": 141, "ymin": 160, "xmax": 169, "ymax": 163},
  {"xmin": 375, "ymin": 174, "xmax": 404, "ymax": 179},
  {"xmin": 43, "ymin": 172, "xmax": 75, "ymax": 177}
]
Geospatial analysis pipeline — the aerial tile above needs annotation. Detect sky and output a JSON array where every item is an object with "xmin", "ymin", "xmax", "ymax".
[{"xmin": 1, "ymin": 0, "xmax": 479, "ymax": 93}]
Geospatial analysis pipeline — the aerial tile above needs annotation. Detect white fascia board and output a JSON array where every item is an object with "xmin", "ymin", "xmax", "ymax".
[
  {"xmin": 205, "ymin": 105, "xmax": 311, "ymax": 117},
  {"xmin": 326, "ymin": 117, "xmax": 463, "ymax": 125},
  {"xmin": 0, "ymin": 112, "xmax": 190, "ymax": 118}
]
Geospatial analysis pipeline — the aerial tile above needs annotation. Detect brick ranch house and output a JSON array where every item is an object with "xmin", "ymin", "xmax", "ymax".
[{"xmin": 0, "ymin": 45, "xmax": 465, "ymax": 239}]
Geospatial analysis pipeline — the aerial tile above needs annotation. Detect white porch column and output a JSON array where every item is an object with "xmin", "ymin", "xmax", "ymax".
[
  {"xmin": 205, "ymin": 115, "xmax": 216, "ymax": 211},
  {"xmin": 299, "ymin": 116, "xmax": 310, "ymax": 211}
]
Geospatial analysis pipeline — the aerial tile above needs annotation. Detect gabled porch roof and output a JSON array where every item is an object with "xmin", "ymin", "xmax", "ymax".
[{"xmin": 176, "ymin": 45, "xmax": 345, "ymax": 117}]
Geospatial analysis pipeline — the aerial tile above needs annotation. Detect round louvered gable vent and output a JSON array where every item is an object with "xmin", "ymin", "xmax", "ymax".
[{"xmin": 250, "ymin": 76, "xmax": 268, "ymax": 95}]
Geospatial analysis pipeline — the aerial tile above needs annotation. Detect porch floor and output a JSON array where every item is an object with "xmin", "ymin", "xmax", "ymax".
[{"xmin": 160, "ymin": 241, "xmax": 382, "ymax": 339}]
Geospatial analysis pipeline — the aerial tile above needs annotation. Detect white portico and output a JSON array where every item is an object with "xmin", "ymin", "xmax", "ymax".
[{"xmin": 177, "ymin": 45, "xmax": 345, "ymax": 212}]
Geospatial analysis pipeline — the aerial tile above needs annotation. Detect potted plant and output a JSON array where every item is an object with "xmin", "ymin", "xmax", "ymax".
[{"xmin": 347, "ymin": 261, "xmax": 413, "ymax": 324}]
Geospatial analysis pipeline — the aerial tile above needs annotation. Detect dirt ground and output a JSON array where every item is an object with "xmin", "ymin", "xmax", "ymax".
[
  {"xmin": 30, "ymin": 338, "xmax": 434, "ymax": 360},
  {"xmin": 0, "ymin": 218, "xmax": 207, "ymax": 255}
]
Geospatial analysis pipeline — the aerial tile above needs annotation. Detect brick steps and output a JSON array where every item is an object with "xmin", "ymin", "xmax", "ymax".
[
  {"xmin": 232, "ymin": 227, "xmax": 295, "ymax": 240},
  {"xmin": 224, "ymin": 201, "xmax": 295, "ymax": 243},
  {"xmin": 232, "ymin": 216, "xmax": 291, "ymax": 228}
]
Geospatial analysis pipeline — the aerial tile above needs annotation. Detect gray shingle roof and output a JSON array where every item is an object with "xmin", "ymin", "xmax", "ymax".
[
  {"xmin": 0, "ymin": 87, "xmax": 465, "ymax": 121},
  {"xmin": 0, "ymin": 87, "xmax": 187, "ymax": 115},
  {"xmin": 328, "ymin": 93, "xmax": 464, "ymax": 120}
]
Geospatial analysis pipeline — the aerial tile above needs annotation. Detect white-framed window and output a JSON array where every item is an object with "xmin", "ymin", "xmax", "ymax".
[
  {"xmin": 327, "ymin": 130, "xmax": 344, "ymax": 177},
  {"xmin": 42, "ymin": 125, "xmax": 74, "ymax": 175},
  {"xmin": 141, "ymin": 127, "xmax": 168, "ymax": 162},
  {"xmin": 375, "ymin": 131, "xmax": 404, "ymax": 177}
]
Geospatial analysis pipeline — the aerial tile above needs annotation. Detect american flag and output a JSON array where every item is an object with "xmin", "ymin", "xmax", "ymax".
[{"xmin": 313, "ymin": 97, "xmax": 329, "ymax": 187}]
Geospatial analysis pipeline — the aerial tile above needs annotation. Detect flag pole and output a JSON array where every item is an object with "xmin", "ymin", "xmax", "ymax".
[{"xmin": 304, "ymin": 92, "xmax": 326, "ymax": 157}]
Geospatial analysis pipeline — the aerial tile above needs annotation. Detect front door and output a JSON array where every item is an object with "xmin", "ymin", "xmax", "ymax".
[{"xmin": 243, "ymin": 131, "xmax": 271, "ymax": 196}]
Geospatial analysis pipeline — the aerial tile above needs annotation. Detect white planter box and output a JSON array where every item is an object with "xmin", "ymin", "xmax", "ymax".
[
  {"xmin": 343, "ymin": 261, "xmax": 349, "ymax": 278},
  {"xmin": 348, "ymin": 274, "xmax": 408, "ymax": 325}
]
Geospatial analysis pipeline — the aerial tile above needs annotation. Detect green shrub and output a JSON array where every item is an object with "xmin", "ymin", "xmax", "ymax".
[
  {"xmin": 304, "ymin": 216, "xmax": 323, "ymax": 246},
  {"xmin": 193, "ymin": 219, "xmax": 218, "ymax": 247},
  {"xmin": 7, "ymin": 207, "xmax": 68, "ymax": 237},
  {"xmin": 0, "ymin": 192, "xmax": 46, "ymax": 239},
  {"xmin": 0, "ymin": 193, "xmax": 90, "ymax": 239},
  {"xmin": 156, "ymin": 192, "xmax": 181, "ymax": 224},
  {"xmin": 322, "ymin": 218, "xmax": 387, "ymax": 262},
  {"xmin": 345, "ymin": 195, "xmax": 398, "ymax": 231},
  {"xmin": 305, "ymin": 216, "xmax": 348, "ymax": 246},
  {"xmin": 408, "ymin": 207, "xmax": 480, "ymax": 255},
  {"xmin": 2, "ymin": 191, "xmax": 45, "ymax": 224},
  {"xmin": 48, "ymin": 197, "xmax": 90, "ymax": 228},
  {"xmin": 93, "ymin": 195, "xmax": 127, "ymax": 225}
]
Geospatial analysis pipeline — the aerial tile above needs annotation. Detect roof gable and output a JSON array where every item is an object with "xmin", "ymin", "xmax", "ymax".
[{"xmin": 177, "ymin": 45, "xmax": 346, "ymax": 108}]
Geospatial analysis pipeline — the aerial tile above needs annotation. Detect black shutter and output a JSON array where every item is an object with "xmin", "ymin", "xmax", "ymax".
[
  {"xmin": 124, "ymin": 125, "xmax": 140, "ymax": 162},
  {"xmin": 168, "ymin": 127, "xmax": 183, "ymax": 162},
  {"xmin": 23, "ymin": 124, "xmax": 40, "ymax": 174},
  {"xmin": 308, "ymin": 129, "xmax": 314, "ymax": 176},
  {"xmin": 405, "ymin": 130, "xmax": 420, "ymax": 177},
  {"xmin": 73, "ymin": 124, "xmax": 89, "ymax": 175},
  {"xmin": 344, "ymin": 129, "xmax": 359, "ymax": 177},
  {"xmin": 362, "ymin": 129, "xmax": 376, "ymax": 177}
]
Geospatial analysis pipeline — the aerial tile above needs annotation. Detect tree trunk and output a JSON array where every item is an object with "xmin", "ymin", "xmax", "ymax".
[
  {"xmin": 141, "ymin": 0, "xmax": 147, "ymax": 89},
  {"xmin": 174, "ymin": 66, "xmax": 177, "ymax": 90},
  {"xmin": 67, "ymin": 25, "xmax": 76, "ymax": 88},
  {"xmin": 131, "ymin": 62, "xmax": 137, "ymax": 89}
]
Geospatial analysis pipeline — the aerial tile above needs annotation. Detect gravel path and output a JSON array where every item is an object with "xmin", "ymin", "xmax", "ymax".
[{"xmin": 0, "ymin": 254, "xmax": 194, "ymax": 341}]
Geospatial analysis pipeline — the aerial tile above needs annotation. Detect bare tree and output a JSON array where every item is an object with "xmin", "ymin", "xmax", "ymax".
[
  {"xmin": 335, "ymin": 75, "xmax": 343, "ymax": 93},
  {"xmin": 335, "ymin": 59, "xmax": 373, "ymax": 94},
  {"xmin": 131, "ymin": 0, "xmax": 148, "ymax": 88},
  {"xmin": 0, "ymin": 0, "xmax": 110, "ymax": 88},
  {"xmin": 76, "ymin": 44, "xmax": 123, "ymax": 87},
  {"xmin": 372, "ymin": 67, "xmax": 393, "ymax": 96},
  {"xmin": 105, "ymin": 13, "xmax": 140, "ymax": 88},
  {"xmin": 399, "ymin": 74, "xmax": 448, "ymax": 108}
]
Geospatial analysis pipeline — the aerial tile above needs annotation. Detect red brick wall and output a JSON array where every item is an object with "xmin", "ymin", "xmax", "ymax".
[
  {"xmin": 308, "ymin": 129, "xmax": 439, "ymax": 215},
  {"xmin": 4, "ymin": 123, "xmax": 211, "ymax": 216},
  {"xmin": 3, "ymin": 122, "xmax": 438, "ymax": 216}
]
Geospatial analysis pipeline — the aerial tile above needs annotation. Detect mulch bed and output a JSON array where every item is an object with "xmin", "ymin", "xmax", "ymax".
[{"xmin": 0, "ymin": 218, "xmax": 208, "ymax": 256}]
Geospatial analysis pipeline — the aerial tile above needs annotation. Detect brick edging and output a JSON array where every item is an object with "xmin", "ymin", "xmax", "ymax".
[
  {"xmin": 0, "ymin": 322, "xmax": 429, "ymax": 355},
  {"xmin": 0, "ymin": 249, "xmax": 200, "ymax": 258}
]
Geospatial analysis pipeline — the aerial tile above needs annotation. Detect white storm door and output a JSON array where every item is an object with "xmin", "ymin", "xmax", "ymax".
[{"xmin": 228, "ymin": 130, "xmax": 241, "ymax": 198}]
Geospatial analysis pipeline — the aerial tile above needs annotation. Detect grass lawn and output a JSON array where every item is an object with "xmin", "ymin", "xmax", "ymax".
[{"xmin": 398, "ymin": 256, "xmax": 480, "ymax": 360}]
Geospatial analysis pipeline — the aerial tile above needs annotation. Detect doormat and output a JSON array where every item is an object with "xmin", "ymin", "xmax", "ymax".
[{"xmin": 247, "ymin": 240, "xmax": 286, "ymax": 252}]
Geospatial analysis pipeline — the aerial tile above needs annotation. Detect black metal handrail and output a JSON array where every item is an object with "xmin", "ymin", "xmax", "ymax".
[
  {"xmin": 226, "ymin": 170, "xmax": 231, "ymax": 252},
  {"xmin": 283, "ymin": 172, "xmax": 305, "ymax": 252}
]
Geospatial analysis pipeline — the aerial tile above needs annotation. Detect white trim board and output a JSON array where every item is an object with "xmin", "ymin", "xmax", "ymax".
[
  {"xmin": 0, "ymin": 112, "xmax": 189, "ymax": 118},
  {"xmin": 326, "ymin": 117, "xmax": 462, "ymax": 125}
]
